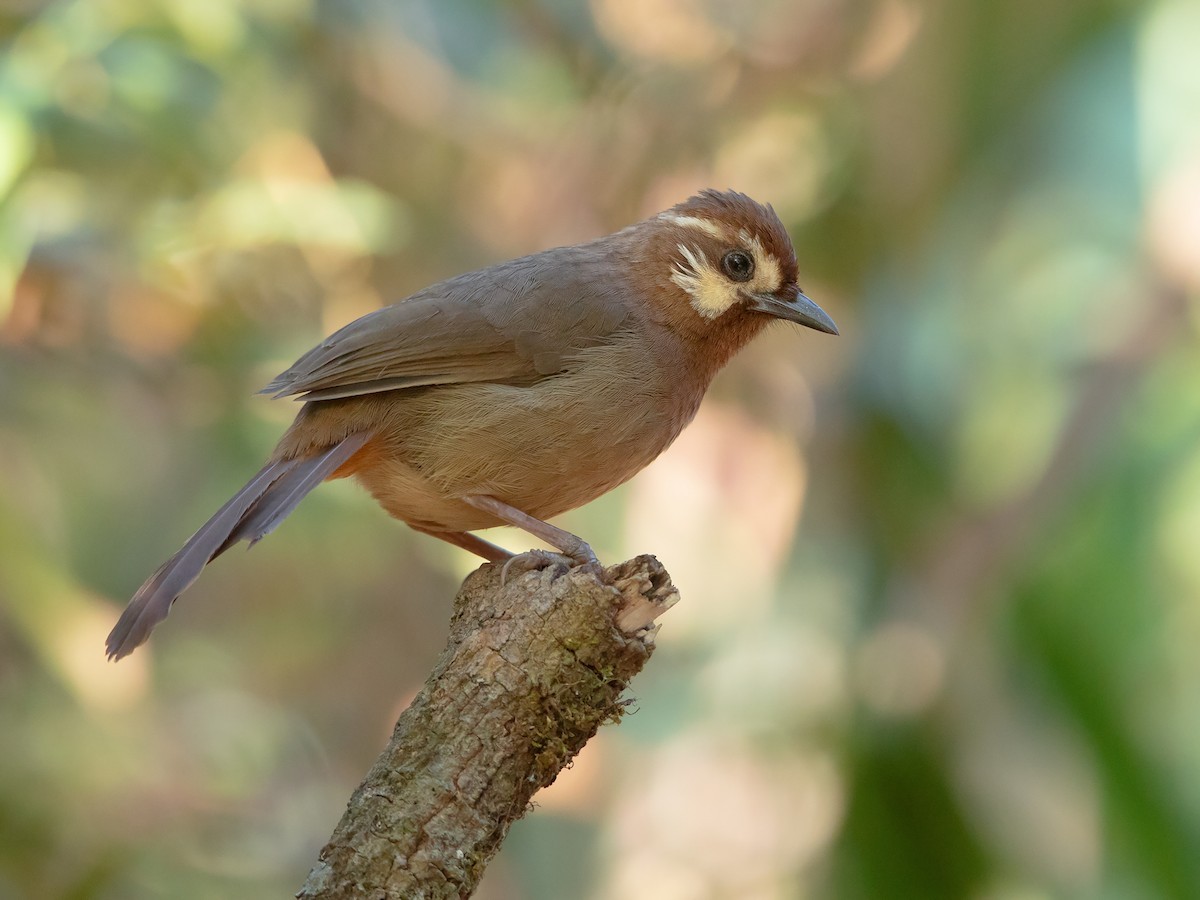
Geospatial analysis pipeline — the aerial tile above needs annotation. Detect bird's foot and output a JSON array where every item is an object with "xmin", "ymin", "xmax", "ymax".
[
  {"xmin": 460, "ymin": 495, "xmax": 602, "ymax": 578},
  {"xmin": 499, "ymin": 545, "xmax": 601, "ymax": 587},
  {"xmin": 500, "ymin": 549, "xmax": 571, "ymax": 586}
]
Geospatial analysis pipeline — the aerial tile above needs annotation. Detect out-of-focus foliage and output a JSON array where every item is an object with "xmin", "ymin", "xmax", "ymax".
[{"xmin": 2, "ymin": 0, "xmax": 1200, "ymax": 897}]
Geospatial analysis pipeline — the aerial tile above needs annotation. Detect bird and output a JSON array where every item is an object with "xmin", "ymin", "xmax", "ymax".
[{"xmin": 105, "ymin": 189, "xmax": 838, "ymax": 660}]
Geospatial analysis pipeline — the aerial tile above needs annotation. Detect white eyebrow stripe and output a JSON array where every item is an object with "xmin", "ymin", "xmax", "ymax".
[
  {"xmin": 669, "ymin": 215, "xmax": 725, "ymax": 239},
  {"xmin": 737, "ymin": 228, "xmax": 766, "ymax": 257}
]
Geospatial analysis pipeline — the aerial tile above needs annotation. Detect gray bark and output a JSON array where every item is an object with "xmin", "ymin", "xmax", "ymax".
[{"xmin": 297, "ymin": 555, "xmax": 678, "ymax": 899}]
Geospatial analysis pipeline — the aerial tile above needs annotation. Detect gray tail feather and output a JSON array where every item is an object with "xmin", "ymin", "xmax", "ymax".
[{"xmin": 106, "ymin": 432, "xmax": 371, "ymax": 661}]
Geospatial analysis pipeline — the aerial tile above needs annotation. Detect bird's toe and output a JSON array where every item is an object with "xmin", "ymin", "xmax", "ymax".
[{"xmin": 499, "ymin": 549, "xmax": 575, "ymax": 586}]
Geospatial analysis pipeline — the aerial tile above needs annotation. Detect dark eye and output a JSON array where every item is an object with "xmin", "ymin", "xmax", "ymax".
[{"xmin": 721, "ymin": 250, "xmax": 755, "ymax": 282}]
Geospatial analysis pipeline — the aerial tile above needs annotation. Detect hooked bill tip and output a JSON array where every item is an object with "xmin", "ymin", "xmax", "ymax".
[{"xmin": 749, "ymin": 290, "xmax": 839, "ymax": 335}]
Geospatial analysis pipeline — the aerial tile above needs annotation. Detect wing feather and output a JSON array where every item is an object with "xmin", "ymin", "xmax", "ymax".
[{"xmin": 261, "ymin": 246, "xmax": 631, "ymax": 401}]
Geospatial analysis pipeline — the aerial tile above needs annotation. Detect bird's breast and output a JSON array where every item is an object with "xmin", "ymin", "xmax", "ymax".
[{"xmin": 348, "ymin": 329, "xmax": 709, "ymax": 531}]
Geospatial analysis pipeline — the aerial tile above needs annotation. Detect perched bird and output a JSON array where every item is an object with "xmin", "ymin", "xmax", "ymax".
[{"xmin": 106, "ymin": 189, "xmax": 837, "ymax": 660}]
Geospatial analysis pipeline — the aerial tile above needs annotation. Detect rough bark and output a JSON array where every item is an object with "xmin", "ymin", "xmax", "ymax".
[{"xmin": 297, "ymin": 554, "xmax": 678, "ymax": 899}]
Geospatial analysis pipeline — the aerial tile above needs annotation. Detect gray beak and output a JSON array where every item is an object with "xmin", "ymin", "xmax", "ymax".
[{"xmin": 749, "ymin": 289, "xmax": 839, "ymax": 335}]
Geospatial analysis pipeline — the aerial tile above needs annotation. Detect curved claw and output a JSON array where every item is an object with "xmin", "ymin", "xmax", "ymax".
[{"xmin": 500, "ymin": 549, "xmax": 572, "ymax": 587}]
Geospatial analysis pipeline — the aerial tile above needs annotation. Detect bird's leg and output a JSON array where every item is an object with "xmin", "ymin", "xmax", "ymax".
[
  {"xmin": 413, "ymin": 527, "xmax": 514, "ymax": 564},
  {"xmin": 416, "ymin": 524, "xmax": 561, "ymax": 586},
  {"xmin": 460, "ymin": 495, "xmax": 600, "ymax": 567}
]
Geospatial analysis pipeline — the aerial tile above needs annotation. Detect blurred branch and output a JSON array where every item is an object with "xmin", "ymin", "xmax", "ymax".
[{"xmin": 297, "ymin": 555, "xmax": 678, "ymax": 899}]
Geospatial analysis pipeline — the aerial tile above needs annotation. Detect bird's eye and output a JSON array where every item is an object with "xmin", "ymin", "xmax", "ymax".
[{"xmin": 721, "ymin": 250, "xmax": 755, "ymax": 283}]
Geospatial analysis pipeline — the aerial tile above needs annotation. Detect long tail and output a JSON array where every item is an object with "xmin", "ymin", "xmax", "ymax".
[{"xmin": 106, "ymin": 432, "xmax": 371, "ymax": 661}]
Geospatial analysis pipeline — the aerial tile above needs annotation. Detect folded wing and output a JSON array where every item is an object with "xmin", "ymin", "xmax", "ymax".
[{"xmin": 261, "ymin": 249, "xmax": 631, "ymax": 402}]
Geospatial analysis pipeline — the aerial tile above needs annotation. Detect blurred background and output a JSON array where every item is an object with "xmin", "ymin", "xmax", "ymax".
[{"xmin": 3, "ymin": 0, "xmax": 1200, "ymax": 897}]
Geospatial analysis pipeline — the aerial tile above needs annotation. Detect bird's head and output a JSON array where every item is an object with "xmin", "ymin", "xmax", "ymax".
[{"xmin": 637, "ymin": 190, "xmax": 838, "ymax": 346}]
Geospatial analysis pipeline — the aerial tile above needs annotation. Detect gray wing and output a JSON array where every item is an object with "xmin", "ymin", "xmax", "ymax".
[{"xmin": 261, "ymin": 246, "xmax": 631, "ymax": 402}]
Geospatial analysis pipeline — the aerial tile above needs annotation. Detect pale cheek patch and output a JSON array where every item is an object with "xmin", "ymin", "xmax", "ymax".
[
  {"xmin": 738, "ymin": 228, "xmax": 782, "ymax": 295},
  {"xmin": 670, "ymin": 243, "xmax": 740, "ymax": 319}
]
